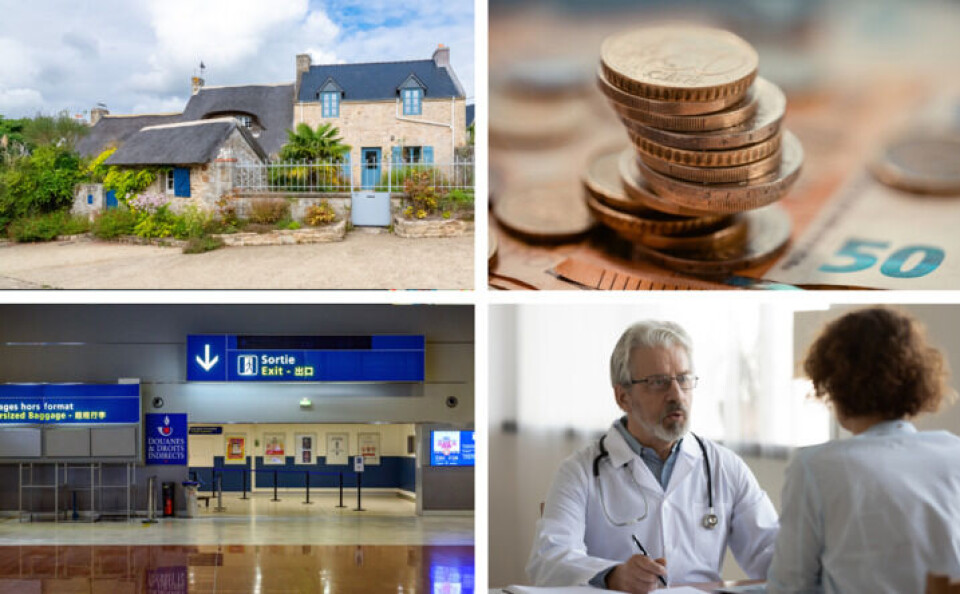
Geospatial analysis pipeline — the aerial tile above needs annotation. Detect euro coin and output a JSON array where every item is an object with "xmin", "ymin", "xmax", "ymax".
[
  {"xmin": 632, "ymin": 130, "xmax": 782, "ymax": 168},
  {"xmin": 619, "ymin": 150, "xmax": 725, "ymax": 217},
  {"xmin": 631, "ymin": 204, "xmax": 792, "ymax": 274},
  {"xmin": 636, "ymin": 217, "xmax": 749, "ymax": 253},
  {"xmin": 870, "ymin": 132, "xmax": 960, "ymax": 195},
  {"xmin": 585, "ymin": 191, "xmax": 731, "ymax": 239},
  {"xmin": 600, "ymin": 25, "xmax": 758, "ymax": 103},
  {"xmin": 612, "ymin": 79, "xmax": 761, "ymax": 133},
  {"xmin": 494, "ymin": 182, "xmax": 595, "ymax": 243},
  {"xmin": 622, "ymin": 77, "xmax": 786, "ymax": 150},
  {"xmin": 637, "ymin": 130, "xmax": 803, "ymax": 213},
  {"xmin": 597, "ymin": 68, "xmax": 744, "ymax": 116},
  {"xmin": 638, "ymin": 145, "xmax": 782, "ymax": 184}
]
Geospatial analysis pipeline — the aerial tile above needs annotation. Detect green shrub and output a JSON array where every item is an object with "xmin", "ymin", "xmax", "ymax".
[
  {"xmin": 443, "ymin": 188, "xmax": 474, "ymax": 212},
  {"xmin": 91, "ymin": 207, "xmax": 137, "ymax": 239},
  {"xmin": 7, "ymin": 211, "xmax": 87, "ymax": 242},
  {"xmin": 182, "ymin": 235, "xmax": 224, "ymax": 254},
  {"xmin": 248, "ymin": 197, "xmax": 290, "ymax": 224},
  {"xmin": 305, "ymin": 200, "xmax": 337, "ymax": 226},
  {"xmin": 1, "ymin": 145, "xmax": 83, "ymax": 222},
  {"xmin": 173, "ymin": 205, "xmax": 212, "ymax": 240},
  {"xmin": 286, "ymin": 220, "xmax": 302, "ymax": 230},
  {"xmin": 377, "ymin": 165, "xmax": 451, "ymax": 191}
]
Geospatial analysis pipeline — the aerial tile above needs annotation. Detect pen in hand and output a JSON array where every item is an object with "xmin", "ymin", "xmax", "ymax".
[{"xmin": 631, "ymin": 535, "xmax": 667, "ymax": 587}]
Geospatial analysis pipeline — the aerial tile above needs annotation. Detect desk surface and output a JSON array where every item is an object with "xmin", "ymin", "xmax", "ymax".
[{"xmin": 489, "ymin": 581, "xmax": 764, "ymax": 593}]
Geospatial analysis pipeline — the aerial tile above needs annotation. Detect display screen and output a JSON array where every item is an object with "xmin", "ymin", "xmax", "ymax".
[{"xmin": 430, "ymin": 430, "xmax": 475, "ymax": 467}]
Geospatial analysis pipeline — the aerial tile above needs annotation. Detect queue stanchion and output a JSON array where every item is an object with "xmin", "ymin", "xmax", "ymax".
[
  {"xmin": 240, "ymin": 467, "xmax": 249, "ymax": 500},
  {"xmin": 214, "ymin": 471, "xmax": 226, "ymax": 512},
  {"xmin": 142, "ymin": 476, "xmax": 158, "ymax": 524},
  {"xmin": 271, "ymin": 469, "xmax": 280, "ymax": 502},
  {"xmin": 336, "ymin": 472, "xmax": 345, "ymax": 508},
  {"xmin": 303, "ymin": 471, "xmax": 313, "ymax": 505},
  {"xmin": 353, "ymin": 456, "xmax": 366, "ymax": 512}
]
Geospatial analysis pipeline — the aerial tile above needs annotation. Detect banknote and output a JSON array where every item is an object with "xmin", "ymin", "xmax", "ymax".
[{"xmin": 767, "ymin": 172, "xmax": 957, "ymax": 289}]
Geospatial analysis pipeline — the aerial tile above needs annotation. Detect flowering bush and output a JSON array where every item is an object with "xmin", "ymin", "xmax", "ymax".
[
  {"xmin": 401, "ymin": 171, "xmax": 440, "ymax": 219},
  {"xmin": 129, "ymin": 192, "xmax": 168, "ymax": 214},
  {"xmin": 305, "ymin": 200, "xmax": 337, "ymax": 226}
]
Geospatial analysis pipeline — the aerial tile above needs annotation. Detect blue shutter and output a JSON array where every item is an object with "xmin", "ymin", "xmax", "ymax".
[
  {"xmin": 423, "ymin": 146, "xmax": 434, "ymax": 164},
  {"xmin": 391, "ymin": 146, "xmax": 402, "ymax": 165},
  {"xmin": 173, "ymin": 168, "xmax": 191, "ymax": 197}
]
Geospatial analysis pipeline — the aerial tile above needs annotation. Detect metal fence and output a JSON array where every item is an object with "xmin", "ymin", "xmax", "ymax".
[{"xmin": 234, "ymin": 160, "xmax": 474, "ymax": 194}]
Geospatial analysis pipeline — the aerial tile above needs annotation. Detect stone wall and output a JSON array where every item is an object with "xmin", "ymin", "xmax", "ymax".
[
  {"xmin": 72, "ymin": 184, "xmax": 105, "ymax": 219},
  {"xmin": 231, "ymin": 192, "xmax": 404, "ymax": 224},
  {"xmin": 295, "ymin": 98, "xmax": 468, "ymax": 166}
]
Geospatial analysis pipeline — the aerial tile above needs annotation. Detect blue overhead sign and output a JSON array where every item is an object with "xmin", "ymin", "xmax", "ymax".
[
  {"xmin": 186, "ymin": 335, "xmax": 425, "ymax": 382},
  {"xmin": 0, "ymin": 384, "xmax": 141, "ymax": 425}
]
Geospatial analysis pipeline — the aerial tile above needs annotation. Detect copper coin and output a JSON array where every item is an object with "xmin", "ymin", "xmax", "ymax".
[
  {"xmin": 585, "ymin": 191, "xmax": 731, "ymax": 239},
  {"xmin": 870, "ymin": 132, "xmax": 960, "ymax": 195},
  {"xmin": 637, "ymin": 130, "xmax": 803, "ymax": 214},
  {"xmin": 490, "ymin": 93, "xmax": 589, "ymax": 147},
  {"xmin": 638, "ymin": 145, "xmax": 782, "ymax": 184},
  {"xmin": 632, "ymin": 130, "xmax": 782, "ymax": 167},
  {"xmin": 494, "ymin": 182, "xmax": 595, "ymax": 242},
  {"xmin": 583, "ymin": 146, "xmax": 667, "ymax": 216},
  {"xmin": 600, "ymin": 26, "xmax": 758, "ymax": 102},
  {"xmin": 597, "ymin": 68, "xmax": 744, "ymax": 116},
  {"xmin": 619, "ymin": 150, "xmax": 724, "ymax": 217},
  {"xmin": 631, "ymin": 204, "xmax": 792, "ymax": 274},
  {"xmin": 636, "ymin": 217, "xmax": 749, "ymax": 253},
  {"xmin": 613, "ymin": 79, "xmax": 761, "ymax": 133},
  {"xmin": 622, "ymin": 77, "xmax": 786, "ymax": 150}
]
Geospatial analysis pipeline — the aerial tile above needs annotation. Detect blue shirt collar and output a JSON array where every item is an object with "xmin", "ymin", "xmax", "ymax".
[{"xmin": 859, "ymin": 419, "xmax": 916, "ymax": 438}]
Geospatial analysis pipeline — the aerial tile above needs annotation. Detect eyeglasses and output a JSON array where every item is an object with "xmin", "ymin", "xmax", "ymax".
[{"xmin": 630, "ymin": 373, "xmax": 699, "ymax": 392}]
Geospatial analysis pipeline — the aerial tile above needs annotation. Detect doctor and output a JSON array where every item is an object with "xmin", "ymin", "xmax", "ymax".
[{"xmin": 527, "ymin": 320, "xmax": 779, "ymax": 592}]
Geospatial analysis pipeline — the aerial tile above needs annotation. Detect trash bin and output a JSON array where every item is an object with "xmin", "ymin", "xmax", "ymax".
[
  {"xmin": 182, "ymin": 481, "xmax": 200, "ymax": 518},
  {"xmin": 162, "ymin": 481, "xmax": 175, "ymax": 517}
]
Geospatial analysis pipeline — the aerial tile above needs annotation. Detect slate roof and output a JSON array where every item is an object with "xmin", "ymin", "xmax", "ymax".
[
  {"xmin": 105, "ymin": 118, "xmax": 266, "ymax": 167},
  {"xmin": 181, "ymin": 83, "xmax": 294, "ymax": 157},
  {"xmin": 77, "ymin": 113, "xmax": 183, "ymax": 158},
  {"xmin": 298, "ymin": 59, "xmax": 464, "ymax": 103}
]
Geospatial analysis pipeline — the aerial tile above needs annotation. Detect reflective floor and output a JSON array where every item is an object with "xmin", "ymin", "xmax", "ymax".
[{"xmin": 0, "ymin": 544, "xmax": 475, "ymax": 593}]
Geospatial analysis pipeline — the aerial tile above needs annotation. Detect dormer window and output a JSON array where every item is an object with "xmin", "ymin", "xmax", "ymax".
[
  {"xmin": 322, "ymin": 91, "xmax": 340, "ymax": 117},
  {"xmin": 403, "ymin": 88, "xmax": 422, "ymax": 116},
  {"xmin": 236, "ymin": 114, "xmax": 252, "ymax": 128}
]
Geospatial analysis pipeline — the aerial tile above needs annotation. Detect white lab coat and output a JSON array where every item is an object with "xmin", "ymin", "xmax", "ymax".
[
  {"xmin": 767, "ymin": 421, "xmax": 960, "ymax": 594},
  {"xmin": 527, "ymin": 423, "xmax": 779, "ymax": 588}
]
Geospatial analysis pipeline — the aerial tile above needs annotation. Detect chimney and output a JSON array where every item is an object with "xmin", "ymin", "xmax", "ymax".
[
  {"xmin": 90, "ymin": 106, "xmax": 109, "ymax": 126},
  {"xmin": 191, "ymin": 76, "xmax": 205, "ymax": 95},
  {"xmin": 295, "ymin": 53, "xmax": 312, "ymax": 99},
  {"xmin": 432, "ymin": 44, "xmax": 450, "ymax": 68}
]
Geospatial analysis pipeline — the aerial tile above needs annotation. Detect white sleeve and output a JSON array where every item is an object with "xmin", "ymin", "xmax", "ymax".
[
  {"xmin": 727, "ymin": 453, "xmax": 780, "ymax": 579},
  {"xmin": 766, "ymin": 452, "xmax": 824, "ymax": 594},
  {"xmin": 526, "ymin": 458, "xmax": 621, "ymax": 586}
]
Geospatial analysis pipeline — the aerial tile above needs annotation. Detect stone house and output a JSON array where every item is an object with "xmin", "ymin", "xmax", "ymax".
[
  {"xmin": 294, "ymin": 45, "xmax": 468, "ymax": 186},
  {"xmin": 101, "ymin": 118, "xmax": 266, "ymax": 210}
]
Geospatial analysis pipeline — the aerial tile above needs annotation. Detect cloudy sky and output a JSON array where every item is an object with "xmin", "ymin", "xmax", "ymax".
[{"xmin": 0, "ymin": 0, "xmax": 474, "ymax": 119}]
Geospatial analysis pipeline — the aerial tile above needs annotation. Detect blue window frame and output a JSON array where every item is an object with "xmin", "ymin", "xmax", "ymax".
[
  {"xmin": 322, "ymin": 91, "xmax": 339, "ymax": 117},
  {"xmin": 402, "ymin": 88, "xmax": 422, "ymax": 115}
]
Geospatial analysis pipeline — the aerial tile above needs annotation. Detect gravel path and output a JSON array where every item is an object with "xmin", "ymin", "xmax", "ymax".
[{"xmin": 0, "ymin": 232, "xmax": 474, "ymax": 289}]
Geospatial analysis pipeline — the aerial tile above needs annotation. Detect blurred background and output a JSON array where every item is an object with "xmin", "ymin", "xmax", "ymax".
[
  {"xmin": 488, "ymin": 301, "xmax": 960, "ymax": 587},
  {"xmin": 488, "ymin": 0, "xmax": 960, "ymax": 290}
]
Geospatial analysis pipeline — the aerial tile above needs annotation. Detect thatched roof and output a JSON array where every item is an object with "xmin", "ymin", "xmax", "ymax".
[
  {"xmin": 105, "ymin": 118, "xmax": 266, "ymax": 166},
  {"xmin": 181, "ymin": 83, "xmax": 294, "ymax": 156},
  {"xmin": 77, "ymin": 113, "xmax": 183, "ymax": 158}
]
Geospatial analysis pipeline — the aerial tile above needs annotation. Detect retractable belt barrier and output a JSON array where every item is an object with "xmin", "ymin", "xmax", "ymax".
[{"xmin": 196, "ymin": 467, "xmax": 363, "ymax": 512}]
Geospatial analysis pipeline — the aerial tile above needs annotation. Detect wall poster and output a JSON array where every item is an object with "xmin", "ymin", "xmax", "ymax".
[
  {"xmin": 263, "ymin": 432, "xmax": 286, "ymax": 465},
  {"xmin": 295, "ymin": 433, "xmax": 316, "ymax": 465},
  {"xmin": 326, "ymin": 433, "xmax": 349, "ymax": 465},
  {"xmin": 358, "ymin": 432, "xmax": 380, "ymax": 466},
  {"xmin": 225, "ymin": 434, "xmax": 246, "ymax": 464}
]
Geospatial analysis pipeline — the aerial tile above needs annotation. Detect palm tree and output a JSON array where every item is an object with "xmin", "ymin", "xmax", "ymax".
[
  {"xmin": 279, "ymin": 123, "xmax": 351, "ymax": 163},
  {"xmin": 276, "ymin": 123, "xmax": 352, "ymax": 191}
]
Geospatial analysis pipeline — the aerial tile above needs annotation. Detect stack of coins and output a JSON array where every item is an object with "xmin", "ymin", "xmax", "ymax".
[{"xmin": 587, "ymin": 25, "xmax": 803, "ymax": 274}]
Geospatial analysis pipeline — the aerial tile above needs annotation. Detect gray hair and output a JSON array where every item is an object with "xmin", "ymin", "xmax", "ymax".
[{"xmin": 609, "ymin": 320, "xmax": 693, "ymax": 387}]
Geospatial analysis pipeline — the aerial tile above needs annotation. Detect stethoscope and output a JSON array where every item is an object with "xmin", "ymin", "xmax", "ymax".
[{"xmin": 592, "ymin": 432, "xmax": 719, "ymax": 530}]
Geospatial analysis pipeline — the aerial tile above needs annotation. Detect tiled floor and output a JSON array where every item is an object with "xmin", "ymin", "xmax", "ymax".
[
  {"xmin": 0, "ymin": 544, "xmax": 475, "ymax": 593},
  {"xmin": 0, "ymin": 493, "xmax": 475, "ymax": 592}
]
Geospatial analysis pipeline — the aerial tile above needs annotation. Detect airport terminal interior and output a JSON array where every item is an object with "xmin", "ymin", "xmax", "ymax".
[{"xmin": 0, "ymin": 304, "xmax": 475, "ymax": 593}]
